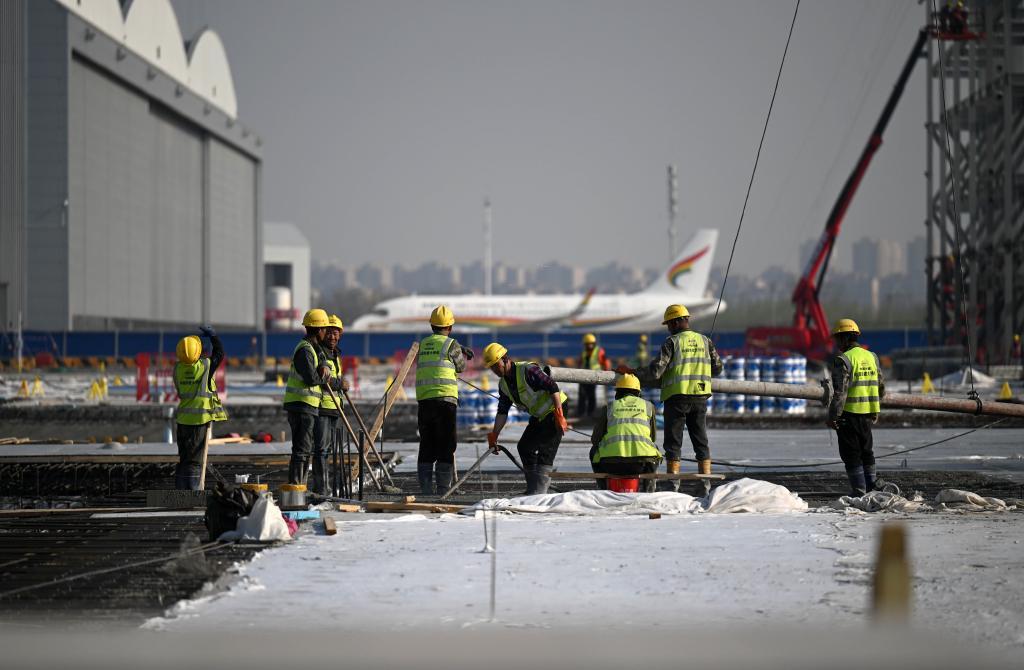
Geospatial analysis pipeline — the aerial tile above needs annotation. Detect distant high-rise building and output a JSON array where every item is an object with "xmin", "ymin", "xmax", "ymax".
[
  {"xmin": 906, "ymin": 236, "xmax": 926, "ymax": 277},
  {"xmin": 355, "ymin": 264, "xmax": 385, "ymax": 291},
  {"xmin": 852, "ymin": 238, "xmax": 878, "ymax": 278}
]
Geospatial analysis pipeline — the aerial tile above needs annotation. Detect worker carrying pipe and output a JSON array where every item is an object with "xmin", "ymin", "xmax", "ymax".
[
  {"xmin": 483, "ymin": 342, "xmax": 568, "ymax": 495},
  {"xmin": 415, "ymin": 305, "xmax": 471, "ymax": 495},
  {"xmin": 827, "ymin": 318, "xmax": 885, "ymax": 496},
  {"xmin": 172, "ymin": 326, "xmax": 227, "ymax": 490},
  {"xmin": 617, "ymin": 304, "xmax": 723, "ymax": 481}
]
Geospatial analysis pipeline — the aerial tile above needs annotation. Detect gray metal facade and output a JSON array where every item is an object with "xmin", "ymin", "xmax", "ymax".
[
  {"xmin": 4, "ymin": 0, "xmax": 263, "ymax": 331},
  {"xmin": 0, "ymin": 0, "xmax": 26, "ymax": 331}
]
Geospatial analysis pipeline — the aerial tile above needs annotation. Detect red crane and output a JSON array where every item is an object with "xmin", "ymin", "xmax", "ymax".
[{"xmin": 745, "ymin": 29, "xmax": 929, "ymax": 361}]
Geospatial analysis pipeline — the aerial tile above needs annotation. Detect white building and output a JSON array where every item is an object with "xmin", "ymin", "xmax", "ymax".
[{"xmin": 264, "ymin": 223, "xmax": 311, "ymax": 331}]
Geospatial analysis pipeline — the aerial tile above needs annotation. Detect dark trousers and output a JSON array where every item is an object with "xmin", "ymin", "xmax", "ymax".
[
  {"xmin": 175, "ymin": 422, "xmax": 209, "ymax": 490},
  {"xmin": 312, "ymin": 414, "xmax": 338, "ymax": 494},
  {"xmin": 577, "ymin": 384, "xmax": 597, "ymax": 418},
  {"xmin": 663, "ymin": 395, "xmax": 710, "ymax": 461},
  {"xmin": 287, "ymin": 410, "xmax": 317, "ymax": 484},
  {"xmin": 589, "ymin": 455, "xmax": 660, "ymax": 492},
  {"xmin": 836, "ymin": 414, "xmax": 875, "ymax": 470},
  {"xmin": 518, "ymin": 414, "xmax": 563, "ymax": 472},
  {"xmin": 417, "ymin": 399, "xmax": 458, "ymax": 465}
]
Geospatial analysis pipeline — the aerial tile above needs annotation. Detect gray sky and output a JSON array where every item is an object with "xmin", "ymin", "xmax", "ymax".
[{"xmin": 173, "ymin": 0, "xmax": 928, "ymax": 276}]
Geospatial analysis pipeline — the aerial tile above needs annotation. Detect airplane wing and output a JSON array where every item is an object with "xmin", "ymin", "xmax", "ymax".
[{"xmin": 499, "ymin": 288, "xmax": 596, "ymax": 332}]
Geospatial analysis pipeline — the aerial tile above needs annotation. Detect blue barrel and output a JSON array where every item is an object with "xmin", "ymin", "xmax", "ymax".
[
  {"xmin": 725, "ymin": 356, "xmax": 746, "ymax": 380},
  {"xmin": 744, "ymin": 357, "xmax": 761, "ymax": 382},
  {"xmin": 712, "ymin": 393, "xmax": 727, "ymax": 414},
  {"xmin": 725, "ymin": 394, "xmax": 746, "ymax": 414},
  {"xmin": 457, "ymin": 390, "xmax": 478, "ymax": 428},
  {"xmin": 792, "ymin": 355, "xmax": 807, "ymax": 383},
  {"xmin": 761, "ymin": 395, "xmax": 777, "ymax": 414},
  {"xmin": 744, "ymin": 395, "xmax": 760, "ymax": 414},
  {"xmin": 760, "ymin": 356, "xmax": 778, "ymax": 383}
]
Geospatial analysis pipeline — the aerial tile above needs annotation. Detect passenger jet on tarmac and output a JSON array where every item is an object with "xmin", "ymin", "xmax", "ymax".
[{"xmin": 349, "ymin": 229, "xmax": 721, "ymax": 332}]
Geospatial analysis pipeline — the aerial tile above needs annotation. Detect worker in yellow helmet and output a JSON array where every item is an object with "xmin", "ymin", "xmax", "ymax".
[
  {"xmin": 1012, "ymin": 333, "xmax": 1022, "ymax": 361},
  {"xmin": 172, "ymin": 325, "xmax": 227, "ymax": 490},
  {"xmin": 618, "ymin": 304, "xmax": 721, "ymax": 483},
  {"xmin": 311, "ymin": 314, "xmax": 349, "ymax": 495},
  {"xmin": 577, "ymin": 333, "xmax": 609, "ymax": 419},
  {"xmin": 415, "ymin": 305, "xmax": 471, "ymax": 495},
  {"xmin": 483, "ymin": 342, "xmax": 568, "ymax": 495},
  {"xmin": 827, "ymin": 318, "xmax": 886, "ymax": 496},
  {"xmin": 631, "ymin": 333, "xmax": 651, "ymax": 368},
  {"xmin": 589, "ymin": 374, "xmax": 661, "ymax": 492},
  {"xmin": 283, "ymin": 308, "xmax": 338, "ymax": 485}
]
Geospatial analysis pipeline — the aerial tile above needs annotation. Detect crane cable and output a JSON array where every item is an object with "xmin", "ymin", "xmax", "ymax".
[
  {"xmin": 929, "ymin": 0, "xmax": 978, "ymax": 399},
  {"xmin": 710, "ymin": 0, "xmax": 801, "ymax": 338}
]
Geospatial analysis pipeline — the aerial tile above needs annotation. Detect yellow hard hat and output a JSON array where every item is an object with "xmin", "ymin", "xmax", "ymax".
[
  {"xmin": 615, "ymin": 373, "xmax": 641, "ymax": 392},
  {"xmin": 430, "ymin": 304, "xmax": 455, "ymax": 327},
  {"xmin": 1015, "ymin": 334, "xmax": 1021, "ymax": 342},
  {"xmin": 662, "ymin": 304, "xmax": 690, "ymax": 324},
  {"xmin": 176, "ymin": 336, "xmax": 202, "ymax": 364},
  {"xmin": 483, "ymin": 342, "xmax": 508, "ymax": 369},
  {"xmin": 302, "ymin": 308, "xmax": 330, "ymax": 328},
  {"xmin": 639, "ymin": 334, "xmax": 648, "ymax": 342},
  {"xmin": 328, "ymin": 314, "xmax": 344, "ymax": 331},
  {"xmin": 582, "ymin": 333, "xmax": 596, "ymax": 345},
  {"xmin": 832, "ymin": 318, "xmax": 860, "ymax": 335}
]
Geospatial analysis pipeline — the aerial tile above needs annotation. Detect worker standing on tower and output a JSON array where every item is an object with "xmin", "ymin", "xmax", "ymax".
[
  {"xmin": 621, "ymin": 304, "xmax": 721, "ymax": 480},
  {"xmin": 589, "ymin": 374, "xmax": 661, "ymax": 492},
  {"xmin": 827, "ymin": 319, "xmax": 886, "ymax": 496},
  {"xmin": 577, "ymin": 333, "xmax": 609, "ymax": 418},
  {"xmin": 415, "ymin": 305, "xmax": 470, "ymax": 495},
  {"xmin": 283, "ymin": 308, "xmax": 335, "ymax": 485},
  {"xmin": 312, "ymin": 314, "xmax": 348, "ymax": 495},
  {"xmin": 484, "ymin": 342, "xmax": 568, "ymax": 495},
  {"xmin": 172, "ymin": 326, "xmax": 227, "ymax": 490}
]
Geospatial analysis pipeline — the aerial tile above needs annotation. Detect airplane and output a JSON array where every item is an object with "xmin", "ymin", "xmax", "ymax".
[{"xmin": 348, "ymin": 229, "xmax": 722, "ymax": 332}]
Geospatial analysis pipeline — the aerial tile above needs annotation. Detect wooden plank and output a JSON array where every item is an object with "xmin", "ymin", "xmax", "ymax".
[
  {"xmin": 208, "ymin": 436, "xmax": 253, "ymax": 445},
  {"xmin": 364, "ymin": 501, "xmax": 464, "ymax": 514},
  {"xmin": 403, "ymin": 495, "xmax": 416, "ymax": 504},
  {"xmin": 323, "ymin": 516, "xmax": 338, "ymax": 535},
  {"xmin": 336, "ymin": 503, "xmax": 361, "ymax": 513},
  {"xmin": 549, "ymin": 472, "xmax": 724, "ymax": 481},
  {"xmin": 365, "ymin": 343, "xmax": 419, "ymax": 447}
]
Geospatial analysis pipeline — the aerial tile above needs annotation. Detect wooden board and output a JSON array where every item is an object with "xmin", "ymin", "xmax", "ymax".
[
  {"xmin": 363, "ymin": 501, "xmax": 465, "ymax": 514},
  {"xmin": 365, "ymin": 342, "xmax": 419, "ymax": 447},
  {"xmin": 336, "ymin": 504, "xmax": 361, "ymax": 513},
  {"xmin": 549, "ymin": 472, "xmax": 725, "ymax": 481},
  {"xmin": 323, "ymin": 516, "xmax": 338, "ymax": 535}
]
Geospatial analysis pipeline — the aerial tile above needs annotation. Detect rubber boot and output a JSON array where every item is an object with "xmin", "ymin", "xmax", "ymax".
[
  {"xmin": 435, "ymin": 462, "xmax": 454, "ymax": 495},
  {"xmin": 698, "ymin": 459, "xmax": 712, "ymax": 476},
  {"xmin": 287, "ymin": 456, "xmax": 307, "ymax": 485},
  {"xmin": 417, "ymin": 463, "xmax": 435, "ymax": 495},
  {"xmin": 864, "ymin": 464, "xmax": 877, "ymax": 492},
  {"xmin": 310, "ymin": 451, "xmax": 328, "ymax": 495},
  {"xmin": 666, "ymin": 459, "xmax": 681, "ymax": 492},
  {"xmin": 524, "ymin": 469, "xmax": 539, "ymax": 495},
  {"xmin": 535, "ymin": 465, "xmax": 553, "ymax": 495},
  {"xmin": 846, "ymin": 466, "xmax": 867, "ymax": 497}
]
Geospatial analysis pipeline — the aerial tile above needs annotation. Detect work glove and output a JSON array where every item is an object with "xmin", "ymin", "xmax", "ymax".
[
  {"xmin": 199, "ymin": 324, "xmax": 216, "ymax": 338},
  {"xmin": 341, "ymin": 377, "xmax": 351, "ymax": 392},
  {"xmin": 461, "ymin": 346, "xmax": 475, "ymax": 360},
  {"xmin": 826, "ymin": 418, "xmax": 839, "ymax": 430},
  {"xmin": 615, "ymin": 364, "xmax": 634, "ymax": 375},
  {"xmin": 552, "ymin": 401, "xmax": 568, "ymax": 435},
  {"xmin": 318, "ymin": 366, "xmax": 333, "ymax": 383},
  {"xmin": 487, "ymin": 431, "xmax": 500, "ymax": 453}
]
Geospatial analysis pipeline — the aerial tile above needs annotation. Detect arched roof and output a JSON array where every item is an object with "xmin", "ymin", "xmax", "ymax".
[
  {"xmin": 56, "ymin": 0, "xmax": 124, "ymax": 41},
  {"xmin": 122, "ymin": 0, "xmax": 189, "ymax": 84},
  {"xmin": 186, "ymin": 29, "xmax": 238, "ymax": 118}
]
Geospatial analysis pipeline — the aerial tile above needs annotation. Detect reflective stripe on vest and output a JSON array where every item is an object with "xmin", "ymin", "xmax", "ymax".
[
  {"xmin": 283, "ymin": 339, "xmax": 323, "ymax": 408},
  {"xmin": 320, "ymin": 354, "xmax": 343, "ymax": 411},
  {"xmin": 581, "ymin": 347, "xmax": 603, "ymax": 371},
  {"xmin": 660, "ymin": 330, "xmax": 712, "ymax": 401},
  {"xmin": 174, "ymin": 358, "xmax": 227, "ymax": 425},
  {"xmin": 594, "ymin": 395, "xmax": 660, "ymax": 463},
  {"xmin": 415, "ymin": 334, "xmax": 459, "ymax": 400},
  {"xmin": 842, "ymin": 347, "xmax": 881, "ymax": 414},
  {"xmin": 498, "ymin": 361, "xmax": 567, "ymax": 419}
]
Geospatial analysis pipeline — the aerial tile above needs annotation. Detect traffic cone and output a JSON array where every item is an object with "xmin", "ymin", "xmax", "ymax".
[
  {"xmin": 31, "ymin": 376, "xmax": 44, "ymax": 397},
  {"xmin": 921, "ymin": 372, "xmax": 935, "ymax": 394},
  {"xmin": 998, "ymin": 382, "xmax": 1013, "ymax": 401},
  {"xmin": 18, "ymin": 379, "xmax": 30, "ymax": 398},
  {"xmin": 113, "ymin": 375, "xmax": 123, "ymax": 386},
  {"xmin": 276, "ymin": 374, "xmax": 284, "ymax": 387},
  {"xmin": 99, "ymin": 377, "xmax": 109, "ymax": 400},
  {"xmin": 87, "ymin": 380, "xmax": 101, "ymax": 400},
  {"xmin": 479, "ymin": 374, "xmax": 491, "ymax": 391}
]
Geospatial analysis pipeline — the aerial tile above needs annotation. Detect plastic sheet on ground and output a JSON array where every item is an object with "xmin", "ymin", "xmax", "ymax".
[
  {"xmin": 462, "ymin": 477, "xmax": 808, "ymax": 515},
  {"xmin": 217, "ymin": 496, "xmax": 292, "ymax": 542},
  {"xmin": 830, "ymin": 486, "xmax": 1024, "ymax": 514}
]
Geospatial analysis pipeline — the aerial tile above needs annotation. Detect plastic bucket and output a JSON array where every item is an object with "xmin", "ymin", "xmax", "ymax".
[{"xmin": 608, "ymin": 477, "xmax": 640, "ymax": 493}]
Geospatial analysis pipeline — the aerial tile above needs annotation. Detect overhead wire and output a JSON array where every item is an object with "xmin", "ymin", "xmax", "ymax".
[{"xmin": 710, "ymin": 0, "xmax": 801, "ymax": 338}]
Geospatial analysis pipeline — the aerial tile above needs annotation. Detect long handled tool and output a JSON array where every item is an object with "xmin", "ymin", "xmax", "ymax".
[
  {"xmin": 323, "ymin": 384, "xmax": 384, "ymax": 492},
  {"xmin": 342, "ymin": 388, "xmax": 398, "ymax": 488},
  {"xmin": 197, "ymin": 423, "xmax": 213, "ymax": 490},
  {"xmin": 440, "ymin": 447, "xmax": 493, "ymax": 500}
]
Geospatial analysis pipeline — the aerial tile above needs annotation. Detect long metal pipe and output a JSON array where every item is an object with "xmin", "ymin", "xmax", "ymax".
[{"xmin": 546, "ymin": 367, "xmax": 1024, "ymax": 419}]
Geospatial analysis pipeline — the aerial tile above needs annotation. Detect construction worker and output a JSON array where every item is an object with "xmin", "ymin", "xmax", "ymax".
[
  {"xmin": 484, "ymin": 342, "xmax": 568, "ymax": 495},
  {"xmin": 620, "ymin": 304, "xmax": 721, "ymax": 479},
  {"xmin": 631, "ymin": 333, "xmax": 650, "ymax": 368},
  {"xmin": 312, "ymin": 314, "xmax": 348, "ymax": 495},
  {"xmin": 577, "ymin": 333, "xmax": 609, "ymax": 418},
  {"xmin": 827, "ymin": 318, "xmax": 885, "ymax": 496},
  {"xmin": 1011, "ymin": 334, "xmax": 1021, "ymax": 362},
  {"xmin": 283, "ymin": 308, "xmax": 338, "ymax": 485},
  {"xmin": 589, "ymin": 373, "xmax": 661, "ymax": 493},
  {"xmin": 172, "ymin": 326, "xmax": 227, "ymax": 490},
  {"xmin": 415, "ymin": 305, "xmax": 470, "ymax": 495}
]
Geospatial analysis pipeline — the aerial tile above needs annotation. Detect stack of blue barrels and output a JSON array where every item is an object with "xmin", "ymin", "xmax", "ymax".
[
  {"xmin": 457, "ymin": 386, "xmax": 526, "ymax": 430},
  {"xmin": 715, "ymin": 355, "xmax": 807, "ymax": 416}
]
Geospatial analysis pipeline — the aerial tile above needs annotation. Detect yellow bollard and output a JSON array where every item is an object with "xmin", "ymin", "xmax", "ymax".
[
  {"xmin": 998, "ymin": 382, "xmax": 1013, "ymax": 401},
  {"xmin": 872, "ymin": 523, "xmax": 911, "ymax": 624},
  {"xmin": 921, "ymin": 372, "xmax": 935, "ymax": 394}
]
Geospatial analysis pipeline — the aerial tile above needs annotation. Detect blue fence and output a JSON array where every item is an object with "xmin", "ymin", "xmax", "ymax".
[{"xmin": 2, "ymin": 328, "xmax": 929, "ymax": 363}]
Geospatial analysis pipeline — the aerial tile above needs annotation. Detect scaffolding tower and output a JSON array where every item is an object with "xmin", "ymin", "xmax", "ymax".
[{"xmin": 926, "ymin": 0, "xmax": 1024, "ymax": 364}]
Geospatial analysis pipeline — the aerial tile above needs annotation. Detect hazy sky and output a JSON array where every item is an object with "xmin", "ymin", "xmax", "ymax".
[{"xmin": 173, "ymin": 0, "xmax": 928, "ymax": 276}]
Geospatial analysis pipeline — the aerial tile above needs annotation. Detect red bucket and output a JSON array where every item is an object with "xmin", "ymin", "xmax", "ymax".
[{"xmin": 608, "ymin": 477, "xmax": 640, "ymax": 493}]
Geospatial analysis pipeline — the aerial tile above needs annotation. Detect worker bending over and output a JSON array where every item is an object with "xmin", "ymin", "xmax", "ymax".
[
  {"xmin": 577, "ymin": 333, "xmax": 609, "ymax": 418},
  {"xmin": 827, "ymin": 318, "xmax": 885, "ymax": 496},
  {"xmin": 589, "ymin": 373, "xmax": 661, "ymax": 492},
  {"xmin": 172, "ymin": 326, "xmax": 227, "ymax": 490},
  {"xmin": 622, "ymin": 304, "xmax": 721, "ymax": 479},
  {"xmin": 484, "ymin": 342, "xmax": 568, "ymax": 495},
  {"xmin": 312, "ymin": 314, "xmax": 348, "ymax": 495},
  {"xmin": 415, "ymin": 305, "xmax": 470, "ymax": 495},
  {"xmin": 283, "ymin": 308, "xmax": 340, "ymax": 485}
]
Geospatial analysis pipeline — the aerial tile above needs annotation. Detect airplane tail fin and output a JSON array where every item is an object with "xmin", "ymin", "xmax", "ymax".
[{"xmin": 640, "ymin": 229, "xmax": 718, "ymax": 296}]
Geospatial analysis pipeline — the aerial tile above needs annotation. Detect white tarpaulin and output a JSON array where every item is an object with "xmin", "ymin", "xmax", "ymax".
[
  {"xmin": 830, "ymin": 486, "xmax": 1023, "ymax": 514},
  {"xmin": 463, "ymin": 477, "xmax": 808, "ymax": 515},
  {"xmin": 217, "ymin": 495, "xmax": 293, "ymax": 542}
]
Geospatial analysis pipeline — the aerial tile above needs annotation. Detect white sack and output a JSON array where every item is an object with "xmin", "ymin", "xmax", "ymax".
[
  {"xmin": 934, "ymin": 489, "xmax": 1008, "ymax": 510},
  {"xmin": 704, "ymin": 478, "xmax": 809, "ymax": 514},
  {"xmin": 218, "ymin": 495, "xmax": 293, "ymax": 542}
]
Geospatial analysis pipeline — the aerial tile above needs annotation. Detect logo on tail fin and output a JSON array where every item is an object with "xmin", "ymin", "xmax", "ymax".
[{"xmin": 668, "ymin": 246, "xmax": 711, "ymax": 288}]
